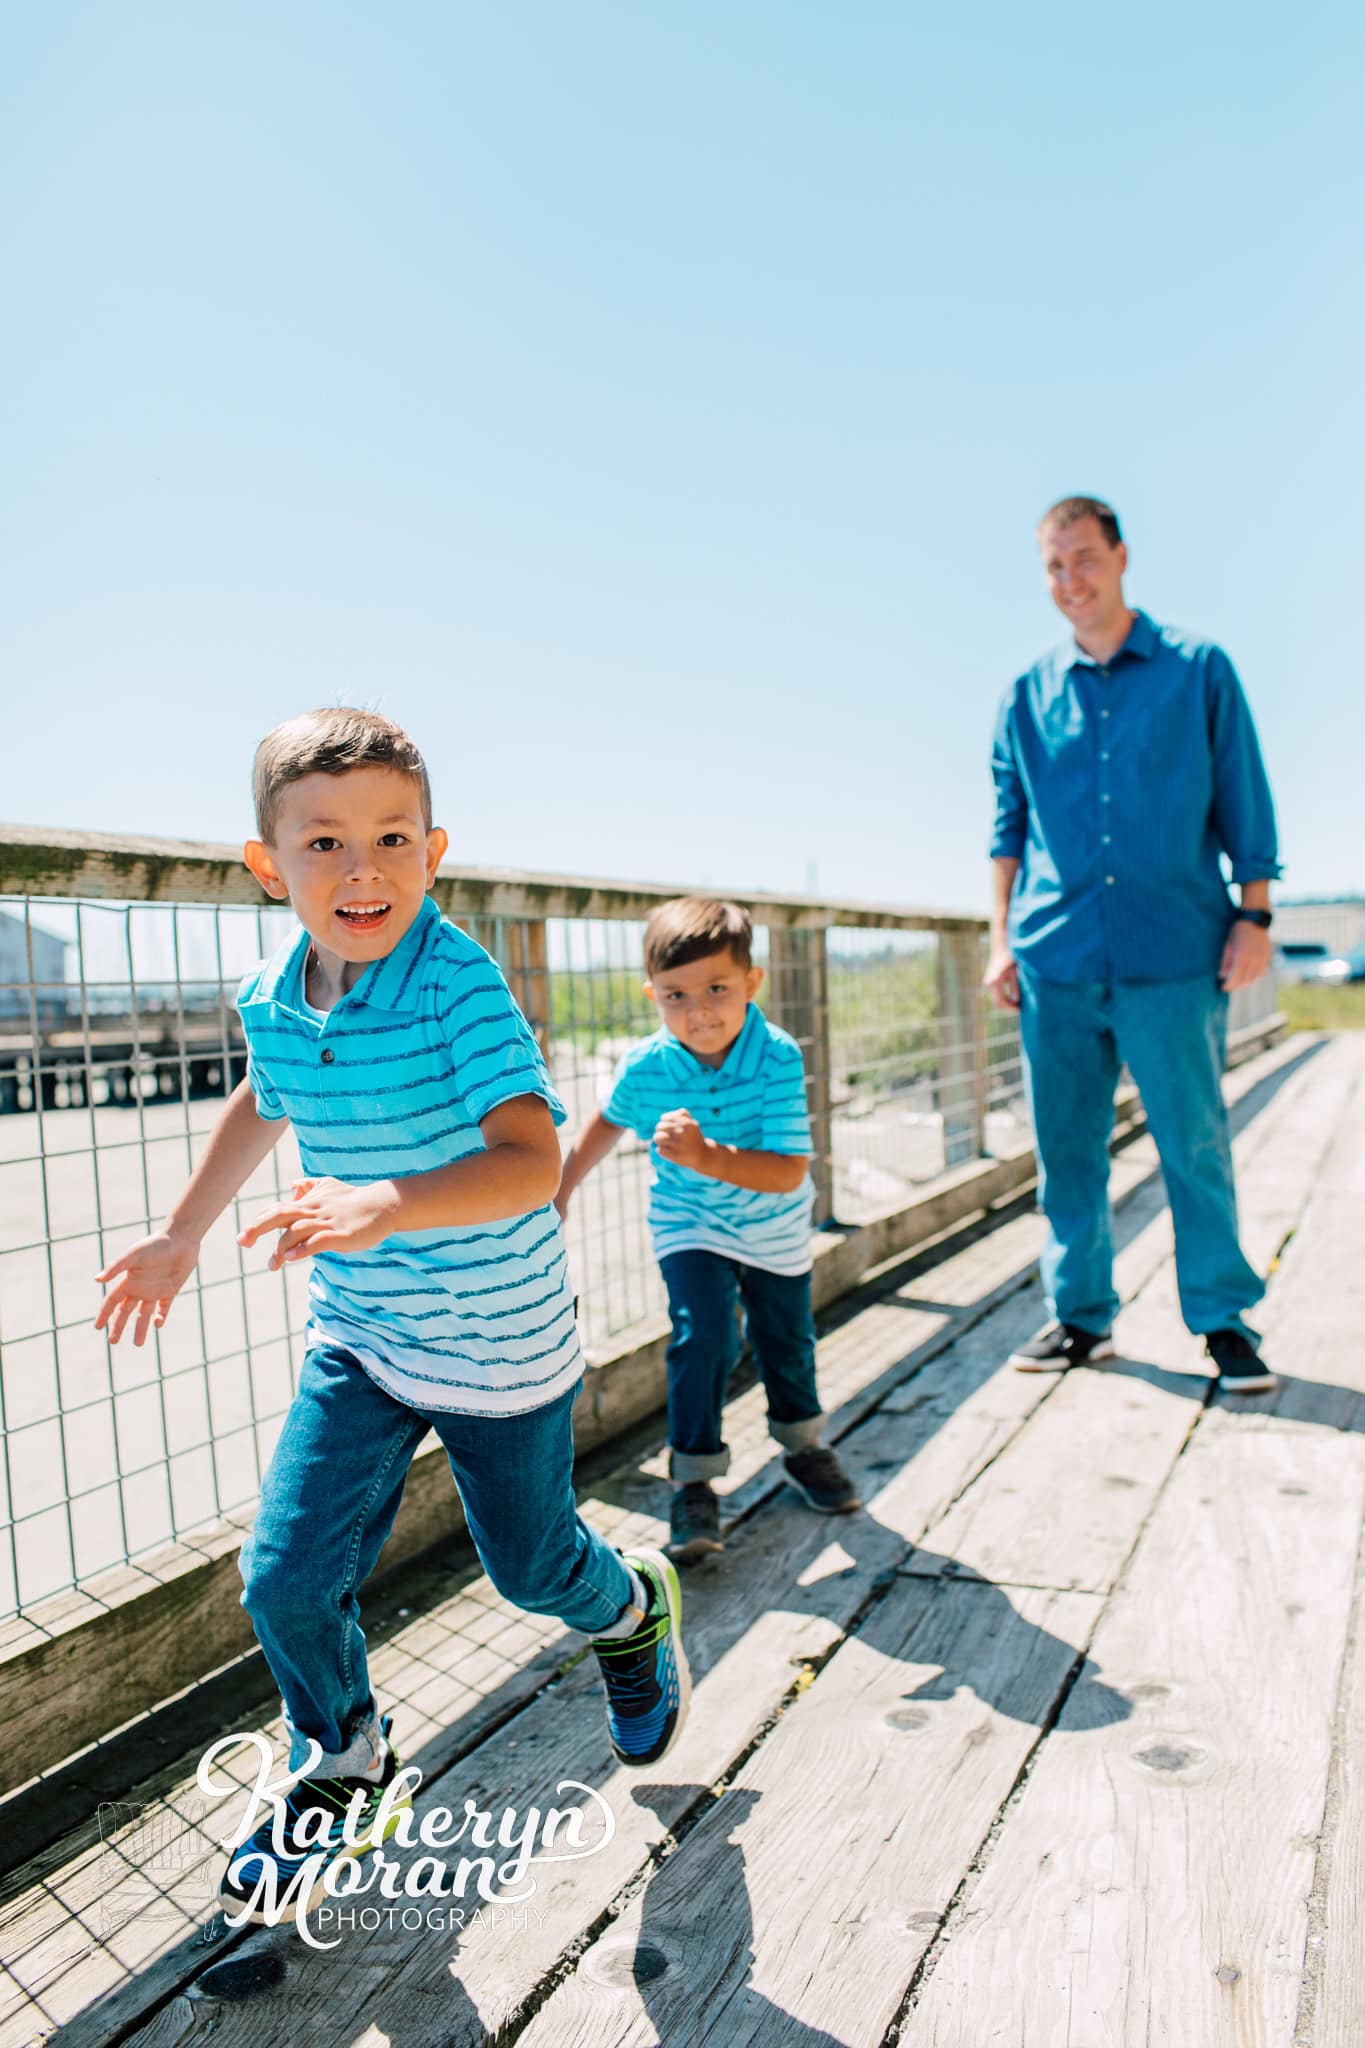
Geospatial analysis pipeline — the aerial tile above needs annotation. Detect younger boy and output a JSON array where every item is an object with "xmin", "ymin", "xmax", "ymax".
[
  {"xmin": 94, "ymin": 709, "xmax": 689, "ymax": 1921},
  {"xmin": 556, "ymin": 898, "xmax": 859, "ymax": 1565}
]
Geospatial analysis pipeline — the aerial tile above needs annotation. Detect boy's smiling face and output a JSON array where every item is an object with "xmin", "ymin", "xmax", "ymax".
[
  {"xmin": 645, "ymin": 946, "xmax": 763, "ymax": 1068},
  {"xmin": 243, "ymin": 766, "xmax": 448, "ymax": 985}
]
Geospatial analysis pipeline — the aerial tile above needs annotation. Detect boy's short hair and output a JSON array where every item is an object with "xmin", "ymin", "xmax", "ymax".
[
  {"xmin": 252, "ymin": 709, "xmax": 432, "ymax": 844},
  {"xmin": 1037, "ymin": 495, "xmax": 1122, "ymax": 549},
  {"xmin": 644, "ymin": 898, "xmax": 753, "ymax": 978}
]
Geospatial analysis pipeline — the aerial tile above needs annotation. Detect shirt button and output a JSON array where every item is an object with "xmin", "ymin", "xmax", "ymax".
[
  {"xmin": 1100, "ymin": 708, "xmax": 1110, "ymax": 719},
  {"xmin": 1102, "ymin": 834, "xmax": 1111, "ymax": 844},
  {"xmin": 1102, "ymin": 792, "xmax": 1111, "ymax": 802},
  {"xmin": 320, "ymin": 1047, "xmax": 335, "ymax": 1064},
  {"xmin": 1106, "ymin": 876, "xmax": 1115, "ymax": 885},
  {"xmin": 1100, "ymin": 750, "xmax": 1110, "ymax": 761}
]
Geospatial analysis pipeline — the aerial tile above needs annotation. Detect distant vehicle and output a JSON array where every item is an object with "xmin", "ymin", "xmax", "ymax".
[
  {"xmin": 1274, "ymin": 940, "xmax": 1333, "ymax": 983},
  {"xmin": 1311, "ymin": 942, "xmax": 1365, "ymax": 986}
]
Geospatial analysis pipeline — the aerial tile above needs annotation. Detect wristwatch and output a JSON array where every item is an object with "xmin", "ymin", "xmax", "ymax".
[{"xmin": 1234, "ymin": 908, "xmax": 1273, "ymax": 929}]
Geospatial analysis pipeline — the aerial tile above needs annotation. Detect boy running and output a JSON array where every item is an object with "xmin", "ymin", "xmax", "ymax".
[
  {"xmin": 94, "ymin": 709, "xmax": 688, "ymax": 1921},
  {"xmin": 556, "ymin": 898, "xmax": 859, "ymax": 1565}
]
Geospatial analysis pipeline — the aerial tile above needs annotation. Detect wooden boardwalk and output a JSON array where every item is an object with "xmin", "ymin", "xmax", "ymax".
[{"xmin": 2, "ymin": 1030, "xmax": 1363, "ymax": 2048}]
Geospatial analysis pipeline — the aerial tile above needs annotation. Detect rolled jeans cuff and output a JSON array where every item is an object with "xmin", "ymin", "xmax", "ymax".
[
  {"xmin": 284, "ymin": 1700, "xmax": 385, "ymax": 1779},
  {"xmin": 770, "ymin": 1413, "xmax": 824, "ymax": 1453},
  {"xmin": 669, "ymin": 1445, "xmax": 731, "ymax": 1483}
]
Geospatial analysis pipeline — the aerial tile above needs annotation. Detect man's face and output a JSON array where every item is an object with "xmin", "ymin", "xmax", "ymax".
[
  {"xmin": 645, "ymin": 948, "xmax": 763, "ymax": 1066},
  {"xmin": 1041, "ymin": 514, "xmax": 1129, "ymax": 636},
  {"xmin": 244, "ymin": 766, "xmax": 448, "ymax": 969}
]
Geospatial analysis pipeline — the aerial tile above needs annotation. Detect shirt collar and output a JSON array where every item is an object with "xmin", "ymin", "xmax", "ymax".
[
  {"xmin": 245, "ymin": 894, "xmax": 440, "ymax": 1017},
  {"xmin": 1067, "ymin": 607, "xmax": 1157, "ymax": 671},
  {"xmin": 658, "ymin": 1000, "xmax": 767, "ymax": 1083}
]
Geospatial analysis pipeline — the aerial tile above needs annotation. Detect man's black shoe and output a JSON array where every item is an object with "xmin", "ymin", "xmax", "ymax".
[
  {"xmin": 1008, "ymin": 1321, "xmax": 1115, "ymax": 1372},
  {"xmin": 1205, "ymin": 1328, "xmax": 1277, "ymax": 1393},
  {"xmin": 783, "ymin": 1444, "xmax": 861, "ymax": 1514},
  {"xmin": 667, "ymin": 1481, "xmax": 724, "ymax": 1565}
]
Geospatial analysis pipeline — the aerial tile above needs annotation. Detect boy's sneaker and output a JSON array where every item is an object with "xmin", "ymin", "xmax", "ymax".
[
  {"xmin": 783, "ymin": 1444, "xmax": 861, "ymax": 1514},
  {"xmin": 667, "ymin": 1481, "xmax": 724, "ymax": 1565},
  {"xmin": 217, "ymin": 1714, "xmax": 410, "ymax": 1923},
  {"xmin": 592, "ymin": 1548, "xmax": 691, "ymax": 1769},
  {"xmin": 1206, "ymin": 1328, "xmax": 1277, "ymax": 1393},
  {"xmin": 1008, "ymin": 1321, "xmax": 1115, "ymax": 1372}
]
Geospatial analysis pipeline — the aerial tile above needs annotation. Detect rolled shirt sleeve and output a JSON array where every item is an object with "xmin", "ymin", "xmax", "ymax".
[
  {"xmin": 1206, "ymin": 649, "xmax": 1282, "ymax": 883},
  {"xmin": 989, "ymin": 686, "xmax": 1028, "ymax": 860}
]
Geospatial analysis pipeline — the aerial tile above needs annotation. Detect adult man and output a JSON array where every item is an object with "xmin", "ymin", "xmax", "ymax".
[{"xmin": 986, "ymin": 496, "xmax": 1280, "ymax": 1391}]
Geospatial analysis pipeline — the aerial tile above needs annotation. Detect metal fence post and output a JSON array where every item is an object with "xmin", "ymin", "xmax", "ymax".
[
  {"xmin": 500, "ymin": 918, "xmax": 552, "ymax": 1062},
  {"xmin": 766, "ymin": 924, "xmax": 834, "ymax": 1225},
  {"xmin": 936, "ymin": 928, "xmax": 988, "ymax": 1166}
]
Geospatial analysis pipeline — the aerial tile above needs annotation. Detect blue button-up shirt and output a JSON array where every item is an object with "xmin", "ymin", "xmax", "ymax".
[{"xmin": 990, "ymin": 610, "xmax": 1281, "ymax": 983}]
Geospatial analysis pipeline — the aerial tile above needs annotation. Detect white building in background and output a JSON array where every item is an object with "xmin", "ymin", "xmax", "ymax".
[
  {"xmin": 0, "ymin": 909, "xmax": 70, "ymax": 1018},
  {"xmin": 1274, "ymin": 897, "xmax": 1365, "ymax": 955}
]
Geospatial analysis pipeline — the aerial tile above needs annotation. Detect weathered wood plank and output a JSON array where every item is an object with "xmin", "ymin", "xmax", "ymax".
[
  {"xmin": 1312, "ymin": 1526, "xmax": 1365, "ymax": 2048},
  {"xmin": 907, "ymin": 1414, "xmax": 1365, "ymax": 2044},
  {"xmin": 1233, "ymin": 1033, "xmax": 1365, "ymax": 1435},
  {"xmin": 517, "ymin": 1577, "xmax": 1103, "ymax": 2047},
  {"xmin": 904, "ymin": 1279, "xmax": 1206, "ymax": 1594},
  {"xmin": 1230, "ymin": 1039, "xmax": 1365, "ymax": 2048}
]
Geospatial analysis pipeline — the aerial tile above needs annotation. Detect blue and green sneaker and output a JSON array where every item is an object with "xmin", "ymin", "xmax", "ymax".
[
  {"xmin": 592, "ymin": 1548, "xmax": 691, "ymax": 1768},
  {"xmin": 217, "ymin": 1714, "xmax": 412, "ymax": 1923}
]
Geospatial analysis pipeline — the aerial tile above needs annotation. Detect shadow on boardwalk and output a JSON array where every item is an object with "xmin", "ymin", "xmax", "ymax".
[{"xmin": 15, "ymin": 1032, "xmax": 1344, "ymax": 2048}]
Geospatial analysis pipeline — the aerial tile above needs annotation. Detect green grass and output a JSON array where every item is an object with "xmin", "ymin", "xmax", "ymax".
[
  {"xmin": 545, "ymin": 950, "xmax": 946, "ymax": 1085},
  {"xmin": 1278, "ymin": 982, "xmax": 1365, "ymax": 1031}
]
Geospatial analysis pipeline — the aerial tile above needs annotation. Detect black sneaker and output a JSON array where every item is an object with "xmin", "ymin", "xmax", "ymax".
[
  {"xmin": 667, "ymin": 1481, "xmax": 724, "ymax": 1565},
  {"xmin": 1008, "ymin": 1321, "xmax": 1115, "ymax": 1372},
  {"xmin": 1205, "ymin": 1328, "xmax": 1277, "ymax": 1393},
  {"xmin": 592, "ymin": 1548, "xmax": 691, "ymax": 1768},
  {"xmin": 783, "ymin": 1444, "xmax": 861, "ymax": 1514},
  {"xmin": 217, "ymin": 1714, "xmax": 411, "ymax": 1923}
]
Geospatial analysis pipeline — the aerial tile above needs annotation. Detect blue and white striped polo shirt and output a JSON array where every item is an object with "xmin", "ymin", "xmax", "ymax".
[
  {"xmin": 236, "ymin": 895, "xmax": 582, "ymax": 1418},
  {"xmin": 604, "ymin": 1004, "xmax": 815, "ymax": 1276}
]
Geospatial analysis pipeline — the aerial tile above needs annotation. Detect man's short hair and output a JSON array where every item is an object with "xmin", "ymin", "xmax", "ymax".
[
  {"xmin": 1037, "ymin": 495, "xmax": 1123, "ymax": 549},
  {"xmin": 252, "ymin": 709, "xmax": 432, "ymax": 844},
  {"xmin": 644, "ymin": 898, "xmax": 753, "ymax": 978}
]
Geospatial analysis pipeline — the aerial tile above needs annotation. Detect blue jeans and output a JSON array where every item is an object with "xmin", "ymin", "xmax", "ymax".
[
  {"xmin": 1017, "ymin": 965, "xmax": 1264, "ymax": 1338},
  {"xmin": 660, "ymin": 1250, "xmax": 824, "ymax": 1482},
  {"xmin": 239, "ymin": 1344, "xmax": 635, "ymax": 1773}
]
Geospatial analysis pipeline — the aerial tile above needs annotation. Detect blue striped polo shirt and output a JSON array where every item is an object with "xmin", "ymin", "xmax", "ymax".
[
  {"xmin": 236, "ymin": 895, "xmax": 582, "ymax": 1418},
  {"xmin": 604, "ymin": 1004, "xmax": 815, "ymax": 1276}
]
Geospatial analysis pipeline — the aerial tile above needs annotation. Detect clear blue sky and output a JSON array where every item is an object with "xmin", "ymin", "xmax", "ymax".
[{"xmin": 3, "ymin": 1, "xmax": 1360, "ymax": 914}]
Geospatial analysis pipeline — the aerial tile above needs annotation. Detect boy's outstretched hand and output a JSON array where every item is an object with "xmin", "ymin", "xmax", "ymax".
[
  {"xmin": 94, "ymin": 1231, "xmax": 201, "ymax": 1346},
  {"xmin": 238, "ymin": 1177, "xmax": 400, "ymax": 1269},
  {"xmin": 653, "ymin": 1107, "xmax": 709, "ymax": 1173}
]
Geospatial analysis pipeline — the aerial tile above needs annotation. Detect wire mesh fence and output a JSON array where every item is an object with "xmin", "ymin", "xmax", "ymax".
[{"xmin": 3, "ymin": 832, "xmax": 1285, "ymax": 1622}]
